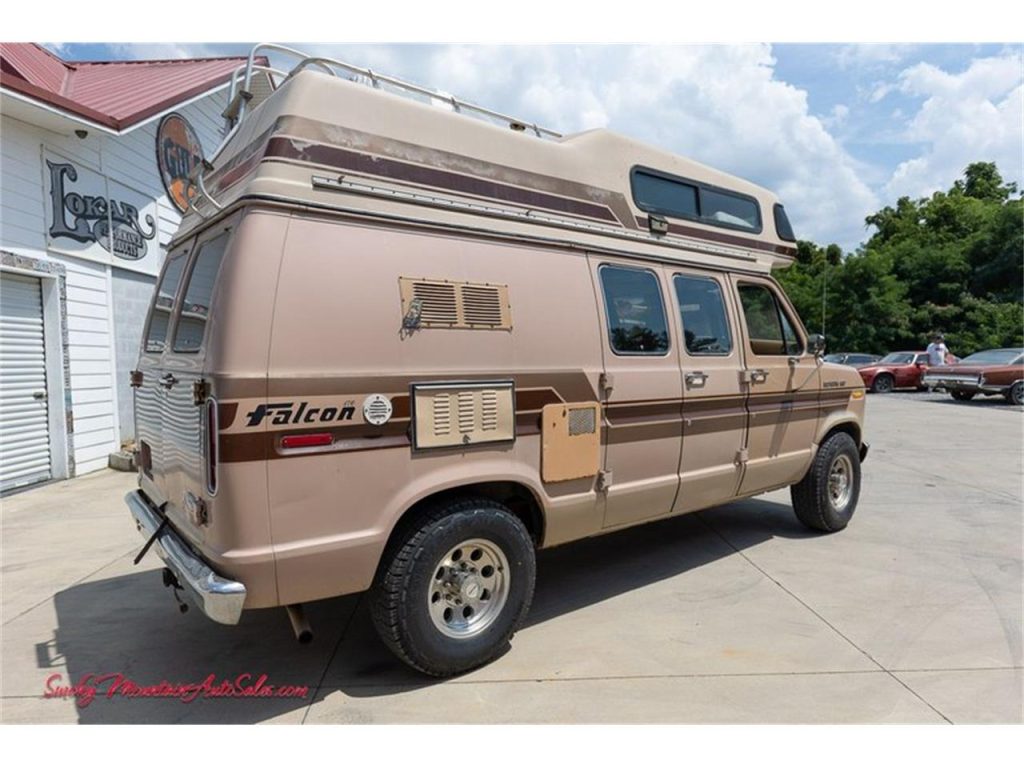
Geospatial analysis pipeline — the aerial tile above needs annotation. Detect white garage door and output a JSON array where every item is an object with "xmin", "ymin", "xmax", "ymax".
[{"xmin": 1, "ymin": 272, "xmax": 52, "ymax": 493}]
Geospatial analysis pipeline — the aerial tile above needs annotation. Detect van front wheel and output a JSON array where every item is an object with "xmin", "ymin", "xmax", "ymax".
[
  {"xmin": 369, "ymin": 499, "xmax": 536, "ymax": 677},
  {"xmin": 790, "ymin": 432, "xmax": 861, "ymax": 533}
]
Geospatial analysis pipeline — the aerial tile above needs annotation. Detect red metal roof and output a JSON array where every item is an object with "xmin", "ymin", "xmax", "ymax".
[{"xmin": 0, "ymin": 43, "xmax": 265, "ymax": 131}]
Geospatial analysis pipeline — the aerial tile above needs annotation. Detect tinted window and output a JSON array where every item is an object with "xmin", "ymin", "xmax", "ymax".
[
  {"xmin": 960, "ymin": 349, "xmax": 1024, "ymax": 365},
  {"xmin": 631, "ymin": 168, "xmax": 762, "ymax": 233},
  {"xmin": 914, "ymin": 354, "xmax": 931, "ymax": 365},
  {"xmin": 880, "ymin": 353, "xmax": 914, "ymax": 364},
  {"xmin": 632, "ymin": 171, "xmax": 698, "ymax": 219},
  {"xmin": 674, "ymin": 275, "xmax": 732, "ymax": 355},
  {"xmin": 600, "ymin": 266, "xmax": 669, "ymax": 355},
  {"xmin": 172, "ymin": 233, "xmax": 229, "ymax": 353},
  {"xmin": 823, "ymin": 353, "xmax": 845, "ymax": 363},
  {"xmin": 848, "ymin": 355, "xmax": 877, "ymax": 365},
  {"xmin": 144, "ymin": 249, "xmax": 189, "ymax": 353},
  {"xmin": 774, "ymin": 203, "xmax": 796, "ymax": 241},
  {"xmin": 701, "ymin": 187, "xmax": 760, "ymax": 232},
  {"xmin": 738, "ymin": 283, "xmax": 803, "ymax": 356}
]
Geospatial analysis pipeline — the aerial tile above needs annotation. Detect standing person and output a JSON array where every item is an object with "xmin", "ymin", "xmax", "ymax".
[{"xmin": 926, "ymin": 333, "xmax": 949, "ymax": 367}]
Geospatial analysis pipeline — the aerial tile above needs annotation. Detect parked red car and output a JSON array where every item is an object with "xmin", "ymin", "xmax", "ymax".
[
  {"xmin": 922, "ymin": 348, "xmax": 1024, "ymax": 405},
  {"xmin": 858, "ymin": 351, "xmax": 933, "ymax": 393}
]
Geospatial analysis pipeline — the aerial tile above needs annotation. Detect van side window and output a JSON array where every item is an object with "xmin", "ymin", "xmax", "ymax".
[
  {"xmin": 737, "ymin": 283, "xmax": 802, "ymax": 356},
  {"xmin": 673, "ymin": 275, "xmax": 732, "ymax": 355},
  {"xmin": 172, "ymin": 233, "xmax": 229, "ymax": 353},
  {"xmin": 144, "ymin": 250, "xmax": 189, "ymax": 353},
  {"xmin": 631, "ymin": 168, "xmax": 762, "ymax": 233},
  {"xmin": 599, "ymin": 265, "xmax": 670, "ymax": 355}
]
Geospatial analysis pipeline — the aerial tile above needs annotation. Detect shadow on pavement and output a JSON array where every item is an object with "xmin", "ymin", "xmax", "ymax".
[{"xmin": 48, "ymin": 498, "xmax": 808, "ymax": 723}]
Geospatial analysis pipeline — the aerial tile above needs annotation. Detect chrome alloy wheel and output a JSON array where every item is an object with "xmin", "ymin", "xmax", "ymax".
[
  {"xmin": 828, "ymin": 454, "xmax": 855, "ymax": 511},
  {"xmin": 428, "ymin": 538, "xmax": 510, "ymax": 639}
]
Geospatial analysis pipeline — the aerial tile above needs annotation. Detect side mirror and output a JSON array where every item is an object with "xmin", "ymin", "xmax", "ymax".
[{"xmin": 808, "ymin": 334, "xmax": 826, "ymax": 356}]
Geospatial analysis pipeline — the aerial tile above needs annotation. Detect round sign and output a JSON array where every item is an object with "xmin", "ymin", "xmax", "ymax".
[{"xmin": 156, "ymin": 114, "xmax": 204, "ymax": 213}]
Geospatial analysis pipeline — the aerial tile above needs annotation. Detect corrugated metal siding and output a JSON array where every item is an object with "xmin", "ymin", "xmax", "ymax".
[
  {"xmin": 0, "ymin": 84, "xmax": 228, "ymax": 476},
  {"xmin": 0, "ymin": 272, "xmax": 51, "ymax": 492}
]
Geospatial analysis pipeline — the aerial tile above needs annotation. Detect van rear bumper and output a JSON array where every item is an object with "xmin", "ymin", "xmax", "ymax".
[{"xmin": 125, "ymin": 490, "xmax": 247, "ymax": 625}]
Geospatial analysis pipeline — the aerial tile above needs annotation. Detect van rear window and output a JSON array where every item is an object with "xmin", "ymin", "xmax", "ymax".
[
  {"xmin": 631, "ymin": 168, "xmax": 762, "ymax": 234},
  {"xmin": 172, "ymin": 233, "xmax": 229, "ymax": 353},
  {"xmin": 144, "ymin": 250, "xmax": 189, "ymax": 353}
]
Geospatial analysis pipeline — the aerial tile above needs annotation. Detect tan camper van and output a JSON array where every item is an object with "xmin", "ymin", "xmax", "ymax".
[{"xmin": 126, "ymin": 46, "xmax": 868, "ymax": 676}]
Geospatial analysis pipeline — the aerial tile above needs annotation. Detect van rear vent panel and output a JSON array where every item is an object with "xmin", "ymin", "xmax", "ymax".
[{"xmin": 400, "ymin": 278, "xmax": 512, "ymax": 330}]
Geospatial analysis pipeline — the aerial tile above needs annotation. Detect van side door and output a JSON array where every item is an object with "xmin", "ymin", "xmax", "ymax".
[
  {"xmin": 589, "ymin": 258, "xmax": 683, "ymax": 529},
  {"xmin": 731, "ymin": 275, "xmax": 821, "ymax": 495},
  {"xmin": 671, "ymin": 270, "xmax": 746, "ymax": 512}
]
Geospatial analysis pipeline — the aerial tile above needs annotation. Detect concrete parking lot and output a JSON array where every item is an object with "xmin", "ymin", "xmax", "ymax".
[{"xmin": 1, "ymin": 393, "xmax": 1021, "ymax": 724}]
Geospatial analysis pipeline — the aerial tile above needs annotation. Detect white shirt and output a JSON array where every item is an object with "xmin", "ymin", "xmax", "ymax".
[{"xmin": 927, "ymin": 341, "xmax": 947, "ymax": 366}]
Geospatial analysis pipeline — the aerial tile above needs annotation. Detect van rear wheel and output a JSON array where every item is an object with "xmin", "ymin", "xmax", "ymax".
[
  {"xmin": 790, "ymin": 432, "xmax": 861, "ymax": 533},
  {"xmin": 369, "ymin": 498, "xmax": 536, "ymax": 677}
]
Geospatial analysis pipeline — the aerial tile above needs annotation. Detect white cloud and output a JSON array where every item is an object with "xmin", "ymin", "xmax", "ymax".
[
  {"xmin": 836, "ymin": 44, "xmax": 916, "ymax": 70},
  {"xmin": 884, "ymin": 53, "xmax": 1023, "ymax": 200},
  {"xmin": 303, "ymin": 44, "xmax": 877, "ymax": 249}
]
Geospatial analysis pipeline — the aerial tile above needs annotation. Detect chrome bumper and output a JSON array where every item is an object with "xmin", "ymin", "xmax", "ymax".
[
  {"xmin": 922, "ymin": 375, "xmax": 1000, "ymax": 394},
  {"xmin": 125, "ymin": 490, "xmax": 246, "ymax": 625}
]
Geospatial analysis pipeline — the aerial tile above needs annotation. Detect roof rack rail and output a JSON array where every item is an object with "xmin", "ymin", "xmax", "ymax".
[
  {"xmin": 224, "ymin": 43, "xmax": 562, "ymax": 140},
  {"xmin": 190, "ymin": 43, "xmax": 561, "ymax": 219}
]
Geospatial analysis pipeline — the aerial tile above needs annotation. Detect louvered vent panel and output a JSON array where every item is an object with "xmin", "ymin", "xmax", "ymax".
[
  {"xmin": 400, "ymin": 278, "xmax": 511, "ymax": 330},
  {"xmin": 460, "ymin": 285, "xmax": 504, "ymax": 327},
  {"xmin": 412, "ymin": 382, "xmax": 515, "ymax": 449},
  {"xmin": 413, "ymin": 282, "xmax": 459, "ymax": 325},
  {"xmin": 457, "ymin": 391, "xmax": 476, "ymax": 433},
  {"xmin": 432, "ymin": 394, "xmax": 452, "ymax": 435},
  {"xmin": 480, "ymin": 390, "xmax": 498, "ymax": 431}
]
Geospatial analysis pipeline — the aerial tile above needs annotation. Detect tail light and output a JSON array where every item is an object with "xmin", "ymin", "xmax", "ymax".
[{"xmin": 204, "ymin": 397, "xmax": 219, "ymax": 495}]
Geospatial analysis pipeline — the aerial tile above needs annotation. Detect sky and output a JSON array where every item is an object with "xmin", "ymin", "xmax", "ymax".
[{"xmin": 45, "ymin": 41, "xmax": 1024, "ymax": 253}]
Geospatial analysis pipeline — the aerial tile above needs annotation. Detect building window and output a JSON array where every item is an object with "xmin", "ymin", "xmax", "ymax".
[{"xmin": 599, "ymin": 265, "xmax": 670, "ymax": 355}]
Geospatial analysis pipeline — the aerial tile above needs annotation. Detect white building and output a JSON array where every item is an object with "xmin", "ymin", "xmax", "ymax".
[{"xmin": 0, "ymin": 43, "xmax": 267, "ymax": 492}]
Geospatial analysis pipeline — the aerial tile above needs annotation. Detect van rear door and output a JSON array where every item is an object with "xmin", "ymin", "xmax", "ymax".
[
  {"xmin": 136, "ymin": 240, "xmax": 193, "ymax": 506},
  {"xmin": 136, "ymin": 224, "xmax": 231, "ymax": 537}
]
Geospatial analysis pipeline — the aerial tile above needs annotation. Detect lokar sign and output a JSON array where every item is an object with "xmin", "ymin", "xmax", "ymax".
[
  {"xmin": 47, "ymin": 160, "xmax": 157, "ymax": 261},
  {"xmin": 156, "ymin": 113, "xmax": 204, "ymax": 213}
]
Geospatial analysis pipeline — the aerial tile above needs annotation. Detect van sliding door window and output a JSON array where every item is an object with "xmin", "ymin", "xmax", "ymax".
[
  {"xmin": 737, "ymin": 283, "xmax": 802, "ymax": 356},
  {"xmin": 673, "ymin": 275, "xmax": 732, "ymax": 355},
  {"xmin": 172, "ymin": 233, "xmax": 229, "ymax": 353},
  {"xmin": 599, "ymin": 265, "xmax": 670, "ymax": 355},
  {"xmin": 144, "ymin": 250, "xmax": 189, "ymax": 353}
]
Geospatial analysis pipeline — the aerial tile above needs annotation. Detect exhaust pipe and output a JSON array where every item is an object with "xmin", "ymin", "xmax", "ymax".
[{"xmin": 285, "ymin": 604, "xmax": 313, "ymax": 644}]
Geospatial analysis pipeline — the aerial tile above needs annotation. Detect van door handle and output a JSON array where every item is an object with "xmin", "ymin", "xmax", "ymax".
[
  {"xmin": 160, "ymin": 373, "xmax": 178, "ymax": 389},
  {"xmin": 749, "ymin": 369, "xmax": 769, "ymax": 384},
  {"xmin": 685, "ymin": 371, "xmax": 708, "ymax": 388}
]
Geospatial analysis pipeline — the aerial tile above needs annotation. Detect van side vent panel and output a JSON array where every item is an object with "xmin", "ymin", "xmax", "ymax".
[
  {"xmin": 461, "ymin": 285, "xmax": 504, "ymax": 327},
  {"xmin": 457, "ymin": 391, "xmax": 476, "ymax": 433},
  {"xmin": 413, "ymin": 282, "xmax": 459, "ymax": 325},
  {"xmin": 480, "ymin": 390, "xmax": 498, "ymax": 431},
  {"xmin": 400, "ymin": 278, "xmax": 512, "ymax": 330},
  {"xmin": 432, "ymin": 394, "xmax": 452, "ymax": 435},
  {"xmin": 412, "ymin": 382, "xmax": 515, "ymax": 449}
]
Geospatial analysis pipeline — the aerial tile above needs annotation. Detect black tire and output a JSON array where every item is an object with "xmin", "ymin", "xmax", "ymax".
[
  {"xmin": 369, "ymin": 498, "xmax": 536, "ymax": 677},
  {"xmin": 871, "ymin": 373, "xmax": 894, "ymax": 394},
  {"xmin": 790, "ymin": 432, "xmax": 861, "ymax": 533},
  {"xmin": 951, "ymin": 390, "xmax": 975, "ymax": 402},
  {"xmin": 1006, "ymin": 381, "xmax": 1023, "ymax": 406}
]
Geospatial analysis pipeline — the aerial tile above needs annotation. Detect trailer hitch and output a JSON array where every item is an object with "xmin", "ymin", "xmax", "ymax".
[{"xmin": 162, "ymin": 567, "xmax": 190, "ymax": 614}]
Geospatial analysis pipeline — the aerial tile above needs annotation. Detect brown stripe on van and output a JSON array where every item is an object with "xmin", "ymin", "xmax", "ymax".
[
  {"xmin": 635, "ymin": 215, "xmax": 798, "ymax": 258},
  {"xmin": 266, "ymin": 137, "xmax": 621, "ymax": 225},
  {"xmin": 682, "ymin": 394, "xmax": 747, "ymax": 437},
  {"xmin": 276, "ymin": 115, "xmax": 639, "ymax": 228},
  {"xmin": 218, "ymin": 402, "xmax": 239, "ymax": 429},
  {"xmin": 606, "ymin": 420, "xmax": 683, "ymax": 445},
  {"xmin": 605, "ymin": 399, "xmax": 683, "ymax": 423}
]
